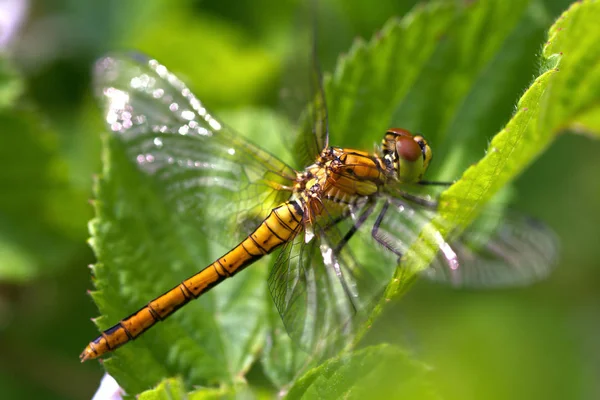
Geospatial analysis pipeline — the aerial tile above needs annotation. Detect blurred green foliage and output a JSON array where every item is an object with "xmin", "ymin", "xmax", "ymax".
[{"xmin": 0, "ymin": 0, "xmax": 599, "ymax": 399}]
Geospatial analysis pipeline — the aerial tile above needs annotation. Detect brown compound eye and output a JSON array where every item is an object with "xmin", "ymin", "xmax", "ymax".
[
  {"xmin": 395, "ymin": 136, "xmax": 422, "ymax": 163},
  {"xmin": 393, "ymin": 132, "xmax": 433, "ymax": 183}
]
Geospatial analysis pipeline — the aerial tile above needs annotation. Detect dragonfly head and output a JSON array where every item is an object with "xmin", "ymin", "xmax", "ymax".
[{"xmin": 381, "ymin": 128, "xmax": 432, "ymax": 183}]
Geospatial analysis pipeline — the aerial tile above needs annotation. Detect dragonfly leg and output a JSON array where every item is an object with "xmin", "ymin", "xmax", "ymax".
[
  {"xmin": 371, "ymin": 200, "xmax": 404, "ymax": 259},
  {"xmin": 316, "ymin": 199, "xmax": 377, "ymax": 315},
  {"xmin": 418, "ymin": 180, "xmax": 453, "ymax": 187},
  {"xmin": 397, "ymin": 191, "xmax": 438, "ymax": 209},
  {"xmin": 333, "ymin": 199, "xmax": 376, "ymax": 254},
  {"xmin": 321, "ymin": 214, "xmax": 350, "ymax": 232}
]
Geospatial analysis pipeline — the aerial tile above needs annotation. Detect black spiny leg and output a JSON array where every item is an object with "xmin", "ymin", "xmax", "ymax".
[
  {"xmin": 396, "ymin": 191, "xmax": 438, "ymax": 209},
  {"xmin": 372, "ymin": 200, "xmax": 403, "ymax": 258},
  {"xmin": 418, "ymin": 180, "xmax": 453, "ymax": 187},
  {"xmin": 320, "ymin": 199, "xmax": 377, "ymax": 316},
  {"xmin": 333, "ymin": 199, "xmax": 376, "ymax": 254}
]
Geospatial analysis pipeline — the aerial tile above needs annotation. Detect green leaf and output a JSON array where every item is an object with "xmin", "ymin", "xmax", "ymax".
[
  {"xmin": 542, "ymin": 0, "xmax": 600, "ymax": 137},
  {"xmin": 416, "ymin": 0, "xmax": 600, "ymax": 275},
  {"xmin": 326, "ymin": 0, "xmax": 561, "ymax": 179},
  {"xmin": 267, "ymin": 0, "xmax": 583, "ymax": 386},
  {"xmin": 137, "ymin": 377, "xmax": 236, "ymax": 400},
  {"xmin": 362, "ymin": 0, "xmax": 600, "ymax": 330},
  {"xmin": 88, "ymin": 109, "xmax": 292, "ymax": 394},
  {"xmin": 137, "ymin": 378, "xmax": 187, "ymax": 400},
  {"xmin": 326, "ymin": 2, "xmax": 456, "ymax": 149},
  {"xmin": 286, "ymin": 344, "xmax": 438, "ymax": 400},
  {"xmin": 283, "ymin": 0, "xmax": 559, "ymax": 363},
  {"xmin": 260, "ymin": 297, "xmax": 314, "ymax": 390}
]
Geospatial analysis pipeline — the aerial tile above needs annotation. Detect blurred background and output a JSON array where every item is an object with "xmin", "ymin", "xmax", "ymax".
[{"xmin": 0, "ymin": 0, "xmax": 598, "ymax": 399}]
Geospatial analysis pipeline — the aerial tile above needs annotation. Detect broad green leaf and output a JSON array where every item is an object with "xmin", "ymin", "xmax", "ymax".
[
  {"xmin": 286, "ymin": 344, "xmax": 438, "ymax": 400},
  {"xmin": 88, "ymin": 109, "xmax": 291, "ymax": 394},
  {"xmin": 137, "ymin": 378, "xmax": 188, "ymax": 400},
  {"xmin": 325, "ymin": 2, "xmax": 456, "ymax": 149},
  {"xmin": 326, "ymin": 0, "xmax": 565, "ymax": 179},
  {"xmin": 261, "ymin": 297, "xmax": 314, "ymax": 390},
  {"xmin": 542, "ymin": 0, "xmax": 600, "ymax": 137},
  {"xmin": 280, "ymin": 0, "xmax": 568, "ymax": 381},
  {"xmin": 366, "ymin": 0, "xmax": 600, "ymax": 329}
]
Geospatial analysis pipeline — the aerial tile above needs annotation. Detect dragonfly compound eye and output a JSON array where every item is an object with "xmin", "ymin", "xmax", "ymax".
[
  {"xmin": 395, "ymin": 136, "xmax": 421, "ymax": 163},
  {"xmin": 396, "ymin": 135, "xmax": 431, "ymax": 183}
]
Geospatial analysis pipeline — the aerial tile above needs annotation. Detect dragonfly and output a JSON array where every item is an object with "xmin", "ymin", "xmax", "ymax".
[{"xmin": 80, "ymin": 53, "xmax": 558, "ymax": 362}]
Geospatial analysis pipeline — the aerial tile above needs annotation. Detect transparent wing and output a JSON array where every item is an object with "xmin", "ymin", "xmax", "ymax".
[
  {"xmin": 424, "ymin": 211, "xmax": 559, "ymax": 287},
  {"xmin": 268, "ymin": 179, "xmax": 557, "ymax": 355},
  {"xmin": 94, "ymin": 53, "xmax": 297, "ymax": 245},
  {"xmin": 268, "ymin": 199, "xmax": 387, "ymax": 356},
  {"xmin": 293, "ymin": 35, "xmax": 330, "ymax": 169},
  {"xmin": 374, "ymin": 189, "xmax": 559, "ymax": 288}
]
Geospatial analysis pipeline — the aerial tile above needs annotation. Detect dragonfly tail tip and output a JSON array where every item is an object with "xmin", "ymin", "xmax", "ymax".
[{"xmin": 79, "ymin": 346, "xmax": 97, "ymax": 363}]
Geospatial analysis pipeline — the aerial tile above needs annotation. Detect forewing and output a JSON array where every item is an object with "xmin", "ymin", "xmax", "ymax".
[{"xmin": 94, "ymin": 53, "xmax": 296, "ymax": 245}]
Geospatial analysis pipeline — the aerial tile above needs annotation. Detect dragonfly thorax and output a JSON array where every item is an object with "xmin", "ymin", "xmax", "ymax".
[{"xmin": 293, "ymin": 146, "xmax": 389, "ymax": 223}]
